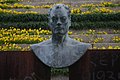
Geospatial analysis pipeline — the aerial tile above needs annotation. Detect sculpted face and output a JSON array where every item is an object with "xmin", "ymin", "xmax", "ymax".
[{"xmin": 49, "ymin": 5, "xmax": 71, "ymax": 35}]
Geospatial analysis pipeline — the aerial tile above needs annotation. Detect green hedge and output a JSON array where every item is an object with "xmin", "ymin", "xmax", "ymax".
[
  {"xmin": 0, "ymin": 0, "xmax": 19, "ymax": 4},
  {"xmin": 0, "ymin": 14, "xmax": 48, "ymax": 22},
  {"xmin": 71, "ymin": 21, "xmax": 120, "ymax": 30},
  {"xmin": 1, "ymin": 21, "xmax": 120, "ymax": 30},
  {"xmin": 0, "ymin": 13, "xmax": 120, "ymax": 22},
  {"xmin": 71, "ymin": 13, "xmax": 120, "ymax": 22},
  {"xmin": 0, "ymin": 22, "xmax": 49, "ymax": 29},
  {"xmin": 51, "ymin": 68, "xmax": 69, "ymax": 76}
]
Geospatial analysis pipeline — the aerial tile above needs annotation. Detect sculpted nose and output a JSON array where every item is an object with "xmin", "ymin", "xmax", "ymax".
[{"xmin": 57, "ymin": 19, "xmax": 62, "ymax": 26}]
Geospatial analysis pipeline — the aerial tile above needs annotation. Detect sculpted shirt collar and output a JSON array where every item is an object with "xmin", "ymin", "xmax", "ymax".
[{"xmin": 52, "ymin": 33, "xmax": 69, "ymax": 46}]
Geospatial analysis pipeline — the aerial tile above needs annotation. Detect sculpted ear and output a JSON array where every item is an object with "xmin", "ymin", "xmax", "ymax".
[
  {"xmin": 48, "ymin": 18, "xmax": 52, "ymax": 29},
  {"xmin": 68, "ymin": 15, "xmax": 71, "ymax": 27},
  {"xmin": 67, "ymin": 8, "xmax": 71, "ymax": 27},
  {"xmin": 48, "ymin": 8, "xmax": 52, "ymax": 29}
]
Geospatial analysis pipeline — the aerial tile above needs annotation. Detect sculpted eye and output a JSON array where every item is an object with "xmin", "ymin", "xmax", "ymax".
[
  {"xmin": 52, "ymin": 16, "xmax": 58, "ymax": 22},
  {"xmin": 60, "ymin": 16, "xmax": 66, "ymax": 23}
]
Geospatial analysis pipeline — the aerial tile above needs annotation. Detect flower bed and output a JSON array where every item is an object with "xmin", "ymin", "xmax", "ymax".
[
  {"xmin": 0, "ymin": 1, "xmax": 120, "ymax": 14},
  {"xmin": 0, "ymin": 28, "xmax": 120, "ymax": 51}
]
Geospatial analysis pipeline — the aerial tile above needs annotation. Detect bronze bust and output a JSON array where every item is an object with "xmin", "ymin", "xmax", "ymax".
[{"xmin": 31, "ymin": 4, "xmax": 91, "ymax": 68}]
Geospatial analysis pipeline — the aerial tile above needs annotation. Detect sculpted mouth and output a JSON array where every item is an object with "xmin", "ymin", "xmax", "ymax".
[
  {"xmin": 53, "ymin": 28, "xmax": 64, "ymax": 34},
  {"xmin": 54, "ymin": 27, "xmax": 63, "ymax": 31}
]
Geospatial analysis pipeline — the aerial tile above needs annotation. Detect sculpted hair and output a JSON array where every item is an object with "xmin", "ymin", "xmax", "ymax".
[{"xmin": 48, "ymin": 4, "xmax": 71, "ymax": 17}]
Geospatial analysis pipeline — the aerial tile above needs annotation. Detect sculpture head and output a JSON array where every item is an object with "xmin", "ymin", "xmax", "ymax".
[{"xmin": 48, "ymin": 4, "xmax": 71, "ymax": 36}]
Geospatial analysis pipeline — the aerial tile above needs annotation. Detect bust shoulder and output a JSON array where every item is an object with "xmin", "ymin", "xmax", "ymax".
[
  {"xmin": 30, "ymin": 37, "xmax": 91, "ymax": 68},
  {"xmin": 30, "ymin": 39, "xmax": 52, "ymax": 50}
]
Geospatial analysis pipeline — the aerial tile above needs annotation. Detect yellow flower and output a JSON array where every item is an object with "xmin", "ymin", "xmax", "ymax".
[
  {"xmin": 101, "ymin": 46, "xmax": 106, "ymax": 49},
  {"xmin": 108, "ymin": 46, "xmax": 113, "ymax": 49}
]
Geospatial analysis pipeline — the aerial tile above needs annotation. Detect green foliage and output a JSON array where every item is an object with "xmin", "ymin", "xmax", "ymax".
[
  {"xmin": 0, "ymin": 14, "xmax": 48, "ymax": 22},
  {"xmin": 104, "ymin": 3, "xmax": 120, "ymax": 7},
  {"xmin": 51, "ymin": 68, "xmax": 69, "ymax": 76},
  {"xmin": 0, "ymin": 13, "xmax": 120, "ymax": 22},
  {"xmin": 71, "ymin": 13, "xmax": 120, "ymax": 22},
  {"xmin": 0, "ymin": 22, "xmax": 49, "ymax": 29},
  {"xmin": 0, "ymin": 13, "xmax": 120, "ymax": 30},
  {"xmin": 0, "ymin": 0, "xmax": 19, "ymax": 4},
  {"xmin": 1, "ymin": 21, "xmax": 120, "ymax": 30},
  {"xmin": 71, "ymin": 21, "xmax": 120, "ymax": 30}
]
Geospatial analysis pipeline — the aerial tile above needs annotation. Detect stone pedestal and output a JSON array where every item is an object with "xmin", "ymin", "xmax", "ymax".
[
  {"xmin": 0, "ymin": 51, "xmax": 51, "ymax": 80},
  {"xmin": 69, "ymin": 50, "xmax": 120, "ymax": 80},
  {"xmin": 32, "ymin": 50, "xmax": 51, "ymax": 80},
  {"xmin": 0, "ymin": 50, "xmax": 120, "ymax": 80}
]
